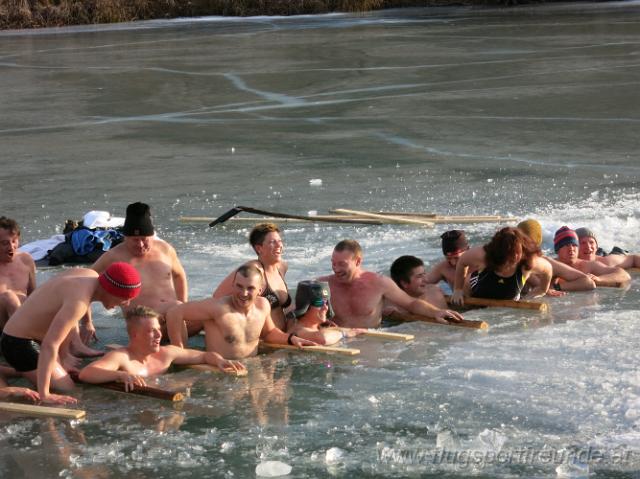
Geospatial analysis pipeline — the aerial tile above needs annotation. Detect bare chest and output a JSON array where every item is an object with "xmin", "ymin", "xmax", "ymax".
[{"xmin": 0, "ymin": 261, "xmax": 30, "ymax": 293}]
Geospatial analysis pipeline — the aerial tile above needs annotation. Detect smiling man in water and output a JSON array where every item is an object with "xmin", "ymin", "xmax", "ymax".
[
  {"xmin": 80, "ymin": 306, "xmax": 245, "ymax": 389},
  {"xmin": 0, "ymin": 217, "xmax": 35, "ymax": 332},
  {"xmin": 318, "ymin": 239, "xmax": 464, "ymax": 329},
  {"xmin": 166, "ymin": 264, "xmax": 316, "ymax": 359}
]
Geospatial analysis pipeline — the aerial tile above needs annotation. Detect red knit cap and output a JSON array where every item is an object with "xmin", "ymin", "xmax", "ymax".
[{"xmin": 98, "ymin": 262, "xmax": 142, "ymax": 299}]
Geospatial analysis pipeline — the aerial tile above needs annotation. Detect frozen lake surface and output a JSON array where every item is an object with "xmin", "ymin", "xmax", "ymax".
[{"xmin": 1, "ymin": 2, "xmax": 640, "ymax": 477}]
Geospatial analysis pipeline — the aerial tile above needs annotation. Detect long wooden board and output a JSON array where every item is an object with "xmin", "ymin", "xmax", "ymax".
[
  {"xmin": 335, "ymin": 328, "xmax": 414, "ymax": 341},
  {"xmin": 70, "ymin": 372, "xmax": 184, "ymax": 402},
  {"xmin": 370, "ymin": 211, "xmax": 518, "ymax": 223},
  {"xmin": 630, "ymin": 268, "xmax": 640, "ymax": 273},
  {"xmin": 387, "ymin": 311, "xmax": 489, "ymax": 330},
  {"xmin": 0, "ymin": 402, "xmax": 86, "ymax": 419},
  {"xmin": 330, "ymin": 208, "xmax": 435, "ymax": 227},
  {"xmin": 261, "ymin": 343, "xmax": 360, "ymax": 356},
  {"xmin": 444, "ymin": 295, "xmax": 548, "ymax": 312}
]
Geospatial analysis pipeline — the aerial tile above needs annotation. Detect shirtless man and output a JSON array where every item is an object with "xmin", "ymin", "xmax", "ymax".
[
  {"xmin": 318, "ymin": 240, "xmax": 464, "ymax": 329},
  {"xmin": 166, "ymin": 265, "xmax": 315, "ymax": 359},
  {"xmin": 286, "ymin": 280, "xmax": 365, "ymax": 345},
  {"xmin": 213, "ymin": 223, "xmax": 293, "ymax": 331},
  {"xmin": 424, "ymin": 230, "xmax": 469, "ymax": 290},
  {"xmin": 0, "ymin": 262, "xmax": 141, "ymax": 404},
  {"xmin": 0, "ymin": 217, "xmax": 35, "ymax": 331},
  {"xmin": 92, "ymin": 202, "xmax": 195, "ymax": 336},
  {"xmin": 576, "ymin": 227, "xmax": 640, "ymax": 270},
  {"xmin": 517, "ymin": 219, "xmax": 596, "ymax": 293},
  {"xmin": 390, "ymin": 255, "xmax": 448, "ymax": 309},
  {"xmin": 79, "ymin": 306, "xmax": 245, "ymax": 389},
  {"xmin": 554, "ymin": 226, "xmax": 630, "ymax": 287},
  {"xmin": 451, "ymin": 227, "xmax": 552, "ymax": 304}
]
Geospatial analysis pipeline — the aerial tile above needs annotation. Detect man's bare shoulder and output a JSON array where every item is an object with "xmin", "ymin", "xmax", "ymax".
[
  {"xmin": 254, "ymin": 296, "xmax": 271, "ymax": 313},
  {"xmin": 317, "ymin": 274, "xmax": 334, "ymax": 282},
  {"xmin": 152, "ymin": 238, "xmax": 178, "ymax": 255},
  {"xmin": 359, "ymin": 270, "xmax": 386, "ymax": 286},
  {"xmin": 96, "ymin": 244, "xmax": 129, "ymax": 262},
  {"xmin": 16, "ymin": 252, "xmax": 35, "ymax": 268}
]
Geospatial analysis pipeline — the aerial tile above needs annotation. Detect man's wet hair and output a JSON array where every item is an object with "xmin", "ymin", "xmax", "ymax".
[
  {"xmin": 334, "ymin": 239, "xmax": 362, "ymax": 258},
  {"xmin": 235, "ymin": 263, "xmax": 264, "ymax": 282},
  {"xmin": 249, "ymin": 223, "xmax": 281, "ymax": 251},
  {"xmin": 390, "ymin": 255, "xmax": 424, "ymax": 289},
  {"xmin": 0, "ymin": 217, "xmax": 20, "ymax": 236},
  {"xmin": 124, "ymin": 305, "xmax": 160, "ymax": 333}
]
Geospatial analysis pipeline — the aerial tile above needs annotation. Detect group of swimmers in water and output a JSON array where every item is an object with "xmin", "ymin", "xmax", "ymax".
[{"xmin": 0, "ymin": 202, "xmax": 637, "ymax": 406}]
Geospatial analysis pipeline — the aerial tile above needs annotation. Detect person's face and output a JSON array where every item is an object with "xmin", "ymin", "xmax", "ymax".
[
  {"xmin": 0, "ymin": 228, "xmax": 19, "ymax": 263},
  {"xmin": 579, "ymin": 237, "xmax": 598, "ymax": 260},
  {"xmin": 125, "ymin": 236, "xmax": 152, "ymax": 257},
  {"xmin": 558, "ymin": 243, "xmax": 578, "ymax": 264},
  {"xmin": 402, "ymin": 266, "xmax": 428, "ymax": 297},
  {"xmin": 445, "ymin": 250, "xmax": 464, "ymax": 268},
  {"xmin": 331, "ymin": 250, "xmax": 361, "ymax": 283},
  {"xmin": 132, "ymin": 316, "xmax": 162, "ymax": 354},
  {"xmin": 101, "ymin": 293, "xmax": 133, "ymax": 310},
  {"xmin": 255, "ymin": 232, "xmax": 283, "ymax": 261},
  {"xmin": 307, "ymin": 299, "xmax": 329, "ymax": 324},
  {"xmin": 232, "ymin": 272, "xmax": 263, "ymax": 308}
]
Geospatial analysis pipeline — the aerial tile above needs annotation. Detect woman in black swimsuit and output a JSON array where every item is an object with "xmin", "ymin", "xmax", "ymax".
[
  {"xmin": 213, "ymin": 223, "xmax": 293, "ymax": 330},
  {"xmin": 451, "ymin": 227, "xmax": 553, "ymax": 304}
]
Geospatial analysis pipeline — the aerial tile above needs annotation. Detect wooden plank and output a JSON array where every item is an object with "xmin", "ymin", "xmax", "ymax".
[
  {"xmin": 335, "ymin": 328, "xmax": 414, "ymax": 341},
  {"xmin": 70, "ymin": 372, "xmax": 184, "ymax": 402},
  {"xmin": 104, "ymin": 344, "xmax": 248, "ymax": 377},
  {"xmin": 387, "ymin": 311, "xmax": 489, "ymax": 330},
  {"xmin": 444, "ymin": 295, "xmax": 548, "ymax": 312},
  {"xmin": 261, "ymin": 343, "xmax": 360, "ymax": 356},
  {"xmin": 430, "ymin": 217, "xmax": 518, "ymax": 224},
  {"xmin": 344, "ymin": 211, "xmax": 518, "ymax": 223},
  {"xmin": 330, "ymin": 208, "xmax": 435, "ymax": 227},
  {"xmin": 180, "ymin": 216, "xmax": 381, "ymax": 225},
  {"xmin": 630, "ymin": 268, "xmax": 640, "ymax": 273},
  {"xmin": 0, "ymin": 402, "xmax": 86, "ymax": 419}
]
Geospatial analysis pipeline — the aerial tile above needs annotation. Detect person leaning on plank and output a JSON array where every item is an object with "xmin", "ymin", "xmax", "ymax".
[
  {"xmin": 212, "ymin": 223, "xmax": 294, "ymax": 331},
  {"xmin": 576, "ymin": 227, "xmax": 640, "ymax": 270},
  {"xmin": 79, "ymin": 306, "xmax": 244, "ymax": 389},
  {"xmin": 518, "ymin": 219, "xmax": 595, "ymax": 294},
  {"xmin": 554, "ymin": 226, "xmax": 630, "ymax": 287},
  {"xmin": 423, "ymin": 230, "xmax": 470, "ymax": 291},
  {"xmin": 166, "ymin": 264, "xmax": 316, "ymax": 359},
  {"xmin": 286, "ymin": 280, "xmax": 365, "ymax": 345},
  {"xmin": 0, "ymin": 262, "xmax": 141, "ymax": 405},
  {"xmin": 450, "ymin": 226, "xmax": 552, "ymax": 305},
  {"xmin": 318, "ymin": 239, "xmax": 464, "ymax": 329}
]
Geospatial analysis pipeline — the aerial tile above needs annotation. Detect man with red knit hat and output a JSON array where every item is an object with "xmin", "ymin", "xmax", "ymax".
[
  {"xmin": 92, "ymin": 202, "xmax": 193, "ymax": 337},
  {"xmin": 0, "ymin": 262, "xmax": 141, "ymax": 405},
  {"xmin": 554, "ymin": 226, "xmax": 630, "ymax": 288}
]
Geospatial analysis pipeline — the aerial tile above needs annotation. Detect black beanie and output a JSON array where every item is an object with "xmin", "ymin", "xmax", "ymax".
[{"xmin": 122, "ymin": 202, "xmax": 154, "ymax": 237}]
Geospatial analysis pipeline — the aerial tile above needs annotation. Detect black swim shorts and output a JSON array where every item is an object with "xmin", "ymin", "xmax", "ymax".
[{"xmin": 0, "ymin": 333, "xmax": 40, "ymax": 372}]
